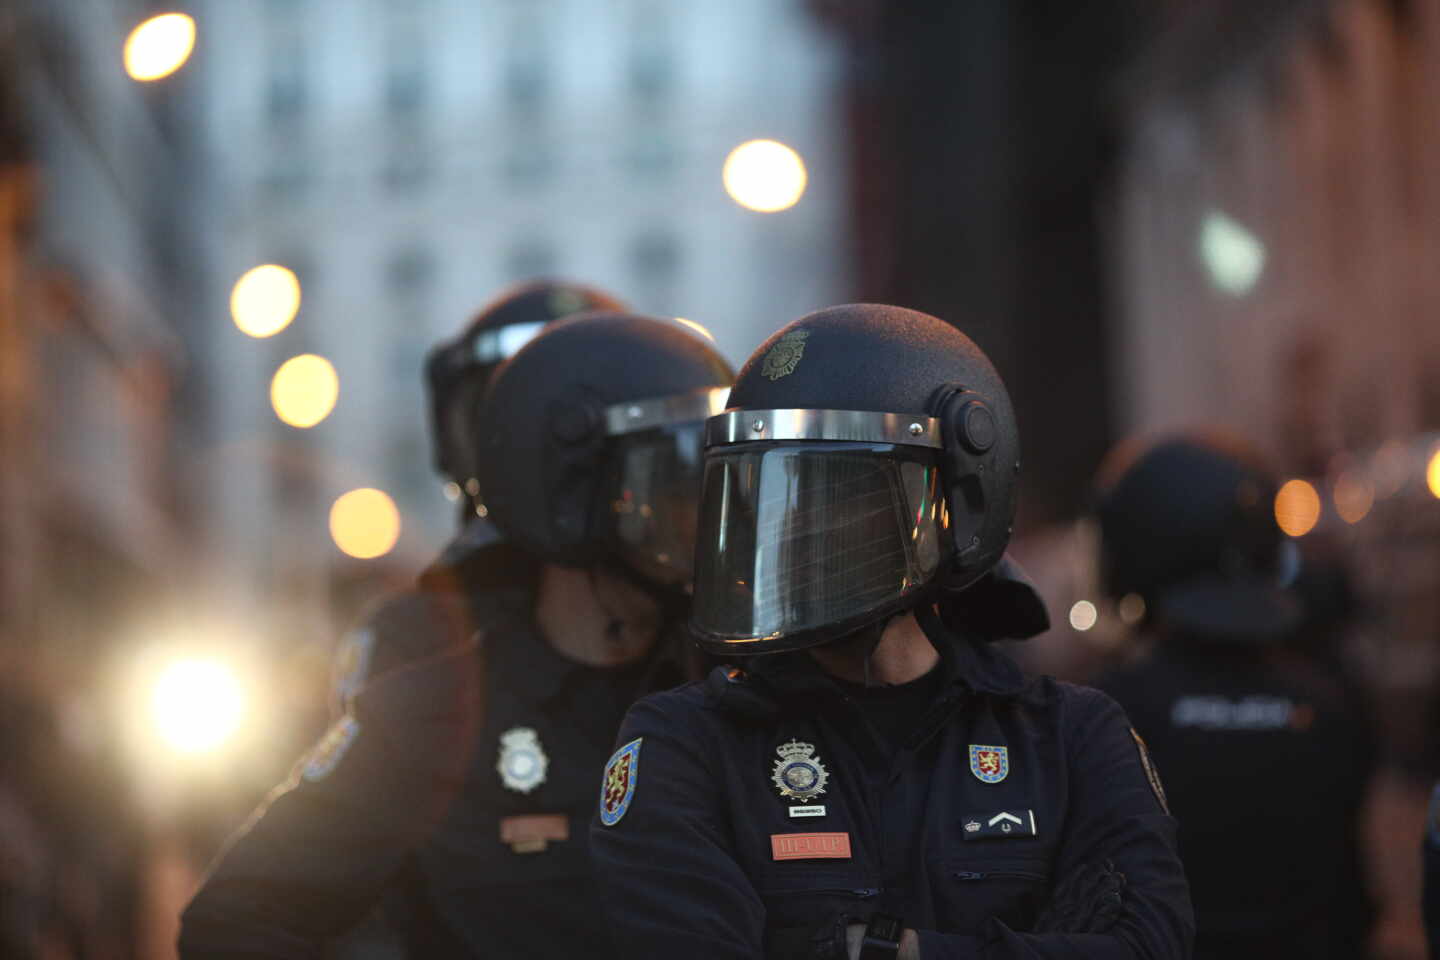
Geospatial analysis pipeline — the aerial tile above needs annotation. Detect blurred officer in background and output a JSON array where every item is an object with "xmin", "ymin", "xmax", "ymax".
[
  {"xmin": 179, "ymin": 307, "xmax": 734, "ymax": 959},
  {"xmin": 1425, "ymin": 782, "xmax": 1439, "ymax": 959},
  {"xmin": 1094, "ymin": 434, "xmax": 1375, "ymax": 960},
  {"xmin": 591, "ymin": 304, "xmax": 1193, "ymax": 960}
]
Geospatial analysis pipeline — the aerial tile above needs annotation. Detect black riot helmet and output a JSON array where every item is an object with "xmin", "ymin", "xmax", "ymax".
[
  {"xmin": 475, "ymin": 312, "xmax": 734, "ymax": 587},
  {"xmin": 691, "ymin": 303, "xmax": 1041, "ymax": 656},
  {"xmin": 1094, "ymin": 432, "xmax": 1300, "ymax": 643},
  {"xmin": 425, "ymin": 280, "xmax": 626, "ymax": 517}
]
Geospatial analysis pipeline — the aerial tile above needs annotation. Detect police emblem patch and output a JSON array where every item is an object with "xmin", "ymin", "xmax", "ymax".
[
  {"xmin": 303, "ymin": 715, "xmax": 360, "ymax": 782},
  {"xmin": 772, "ymin": 739, "xmax": 830, "ymax": 802},
  {"xmin": 599, "ymin": 737, "xmax": 642, "ymax": 827},
  {"xmin": 969, "ymin": 744, "xmax": 1009, "ymax": 784},
  {"xmin": 331, "ymin": 627, "xmax": 374, "ymax": 704},
  {"xmin": 497, "ymin": 727, "xmax": 549, "ymax": 794},
  {"xmin": 760, "ymin": 329, "xmax": 809, "ymax": 381},
  {"xmin": 1129, "ymin": 728, "xmax": 1170, "ymax": 814}
]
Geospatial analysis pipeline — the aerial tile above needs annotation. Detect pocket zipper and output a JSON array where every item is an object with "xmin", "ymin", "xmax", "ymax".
[
  {"xmin": 954, "ymin": 870, "xmax": 1047, "ymax": 882},
  {"xmin": 762, "ymin": 886, "xmax": 881, "ymax": 899}
]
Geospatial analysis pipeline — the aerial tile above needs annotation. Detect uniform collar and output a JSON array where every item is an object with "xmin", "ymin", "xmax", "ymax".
[{"xmin": 711, "ymin": 605, "xmax": 1030, "ymax": 721}]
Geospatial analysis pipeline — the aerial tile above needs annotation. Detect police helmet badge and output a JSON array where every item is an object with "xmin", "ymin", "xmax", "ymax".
[
  {"xmin": 761, "ymin": 329, "xmax": 809, "ymax": 381},
  {"xmin": 771, "ymin": 739, "xmax": 830, "ymax": 802},
  {"xmin": 497, "ymin": 727, "xmax": 549, "ymax": 794},
  {"xmin": 599, "ymin": 738, "xmax": 642, "ymax": 827},
  {"xmin": 969, "ymin": 744, "xmax": 1009, "ymax": 784},
  {"xmin": 303, "ymin": 715, "xmax": 361, "ymax": 782}
]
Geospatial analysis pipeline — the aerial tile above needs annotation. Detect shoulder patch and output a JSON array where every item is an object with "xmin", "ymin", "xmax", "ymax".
[
  {"xmin": 303, "ymin": 715, "xmax": 361, "ymax": 782},
  {"xmin": 599, "ymin": 737, "xmax": 642, "ymax": 827},
  {"xmin": 331, "ymin": 627, "xmax": 376, "ymax": 703},
  {"xmin": 1130, "ymin": 727, "xmax": 1170, "ymax": 815}
]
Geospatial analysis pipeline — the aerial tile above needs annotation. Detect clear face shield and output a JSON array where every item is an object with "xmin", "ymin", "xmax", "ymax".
[
  {"xmin": 598, "ymin": 387, "xmax": 730, "ymax": 588},
  {"xmin": 691, "ymin": 410, "xmax": 953, "ymax": 653}
]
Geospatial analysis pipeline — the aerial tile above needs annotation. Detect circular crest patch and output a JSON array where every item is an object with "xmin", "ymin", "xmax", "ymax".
[
  {"xmin": 497, "ymin": 726, "xmax": 549, "ymax": 794},
  {"xmin": 761, "ymin": 329, "xmax": 809, "ymax": 381},
  {"xmin": 771, "ymin": 739, "xmax": 829, "ymax": 802}
]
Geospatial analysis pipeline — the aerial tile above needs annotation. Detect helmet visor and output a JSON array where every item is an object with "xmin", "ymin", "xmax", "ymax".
[
  {"xmin": 692, "ymin": 442, "xmax": 949, "ymax": 653},
  {"xmin": 602, "ymin": 422, "xmax": 707, "ymax": 586}
]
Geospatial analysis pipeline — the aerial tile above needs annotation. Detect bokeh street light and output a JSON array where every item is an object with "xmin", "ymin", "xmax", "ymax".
[
  {"xmin": 1069, "ymin": 600, "xmax": 1098, "ymax": 632},
  {"xmin": 1332, "ymin": 471, "xmax": 1375, "ymax": 525},
  {"xmin": 1199, "ymin": 211, "xmax": 1265, "ymax": 296},
  {"xmin": 1428, "ymin": 448, "xmax": 1440, "ymax": 500},
  {"xmin": 1274, "ymin": 478, "xmax": 1321, "ymax": 537},
  {"xmin": 723, "ymin": 139, "xmax": 808, "ymax": 213},
  {"xmin": 231, "ymin": 264, "xmax": 302, "ymax": 338},
  {"xmin": 123, "ymin": 13, "xmax": 196, "ymax": 82},
  {"xmin": 150, "ymin": 658, "xmax": 245, "ymax": 754},
  {"xmin": 270, "ymin": 354, "xmax": 339, "ymax": 428},
  {"xmin": 330, "ymin": 488, "xmax": 402, "ymax": 559}
]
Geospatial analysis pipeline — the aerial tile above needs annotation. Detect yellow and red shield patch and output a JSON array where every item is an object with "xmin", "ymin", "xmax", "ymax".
[{"xmin": 599, "ymin": 737, "xmax": 642, "ymax": 826}]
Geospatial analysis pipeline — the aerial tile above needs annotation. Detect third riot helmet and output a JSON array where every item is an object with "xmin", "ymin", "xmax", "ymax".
[
  {"xmin": 691, "ymin": 303, "xmax": 1040, "ymax": 655},
  {"xmin": 475, "ymin": 312, "xmax": 733, "ymax": 587},
  {"xmin": 1095, "ymin": 432, "xmax": 1300, "ymax": 642},
  {"xmin": 425, "ymin": 280, "xmax": 625, "ymax": 516}
]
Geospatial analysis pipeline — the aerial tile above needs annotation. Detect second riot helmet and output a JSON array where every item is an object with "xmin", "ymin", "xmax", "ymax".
[{"xmin": 475, "ymin": 312, "xmax": 734, "ymax": 587}]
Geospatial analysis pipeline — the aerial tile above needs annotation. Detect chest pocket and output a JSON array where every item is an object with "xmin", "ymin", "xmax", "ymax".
[
  {"xmin": 756, "ymin": 864, "xmax": 880, "ymax": 940},
  {"xmin": 935, "ymin": 850, "xmax": 1052, "ymax": 934}
]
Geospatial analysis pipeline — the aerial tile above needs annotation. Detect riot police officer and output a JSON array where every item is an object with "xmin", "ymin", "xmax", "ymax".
[
  {"xmin": 589, "ymin": 304, "xmax": 1193, "ymax": 959},
  {"xmin": 179, "ymin": 308, "xmax": 734, "ymax": 959},
  {"xmin": 1093, "ymin": 434, "xmax": 1375, "ymax": 960}
]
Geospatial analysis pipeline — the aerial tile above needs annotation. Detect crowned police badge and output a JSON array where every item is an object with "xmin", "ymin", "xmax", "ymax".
[
  {"xmin": 969, "ymin": 744, "xmax": 1009, "ymax": 784},
  {"xmin": 497, "ymin": 727, "xmax": 549, "ymax": 794},
  {"xmin": 599, "ymin": 738, "xmax": 642, "ymax": 826},
  {"xmin": 772, "ymin": 739, "xmax": 830, "ymax": 802},
  {"xmin": 761, "ymin": 329, "xmax": 809, "ymax": 381}
]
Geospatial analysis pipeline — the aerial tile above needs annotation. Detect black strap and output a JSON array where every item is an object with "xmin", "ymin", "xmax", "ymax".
[{"xmin": 857, "ymin": 913, "xmax": 902, "ymax": 960}]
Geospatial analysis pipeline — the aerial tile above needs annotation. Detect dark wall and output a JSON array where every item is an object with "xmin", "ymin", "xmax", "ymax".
[{"xmin": 813, "ymin": 0, "xmax": 1155, "ymax": 526}]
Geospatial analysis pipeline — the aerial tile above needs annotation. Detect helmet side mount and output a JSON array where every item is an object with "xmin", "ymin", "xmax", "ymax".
[{"xmin": 930, "ymin": 382, "xmax": 1017, "ymax": 592}]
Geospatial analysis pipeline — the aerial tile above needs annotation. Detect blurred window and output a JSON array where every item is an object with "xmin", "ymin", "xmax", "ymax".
[
  {"xmin": 382, "ymin": 143, "xmax": 431, "ymax": 193},
  {"xmin": 506, "ymin": 239, "xmax": 556, "ymax": 279},
  {"xmin": 630, "ymin": 229, "xmax": 680, "ymax": 283},
  {"xmin": 623, "ymin": 130, "xmax": 676, "ymax": 178},
  {"xmin": 387, "ymin": 247, "xmax": 434, "ymax": 298}
]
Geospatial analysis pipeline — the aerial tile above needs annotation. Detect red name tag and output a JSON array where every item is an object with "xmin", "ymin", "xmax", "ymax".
[{"xmin": 770, "ymin": 832, "xmax": 852, "ymax": 861}]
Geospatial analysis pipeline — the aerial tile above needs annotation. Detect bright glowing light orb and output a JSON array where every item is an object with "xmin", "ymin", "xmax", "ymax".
[
  {"xmin": 1069, "ymin": 600, "xmax": 1098, "ymax": 632},
  {"xmin": 270, "ymin": 354, "xmax": 339, "ymax": 428},
  {"xmin": 124, "ymin": 13, "xmax": 196, "ymax": 82},
  {"xmin": 1428, "ymin": 449, "xmax": 1440, "ymax": 500},
  {"xmin": 330, "ymin": 488, "xmax": 402, "ymax": 559},
  {"xmin": 1274, "ymin": 478, "xmax": 1321, "ymax": 537},
  {"xmin": 723, "ymin": 139, "xmax": 808, "ymax": 213},
  {"xmin": 1199, "ymin": 211, "xmax": 1265, "ymax": 296},
  {"xmin": 151, "ymin": 658, "xmax": 245, "ymax": 754},
  {"xmin": 231, "ymin": 265, "xmax": 301, "ymax": 338}
]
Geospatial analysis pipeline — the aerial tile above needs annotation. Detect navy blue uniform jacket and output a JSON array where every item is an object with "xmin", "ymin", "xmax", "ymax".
[
  {"xmin": 590, "ymin": 612, "xmax": 1193, "ymax": 959},
  {"xmin": 179, "ymin": 528, "xmax": 687, "ymax": 959}
]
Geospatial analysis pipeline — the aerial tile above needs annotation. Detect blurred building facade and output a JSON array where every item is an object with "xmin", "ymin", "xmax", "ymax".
[
  {"xmin": 0, "ymin": 0, "xmax": 202, "ymax": 955},
  {"xmin": 1115, "ymin": 0, "xmax": 1440, "ymax": 768},
  {"xmin": 188, "ymin": 0, "xmax": 847, "ymax": 594}
]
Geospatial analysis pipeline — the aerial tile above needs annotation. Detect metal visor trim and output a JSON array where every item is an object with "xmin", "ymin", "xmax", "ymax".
[
  {"xmin": 705, "ymin": 408, "xmax": 943, "ymax": 449},
  {"xmin": 603, "ymin": 386, "xmax": 731, "ymax": 437}
]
